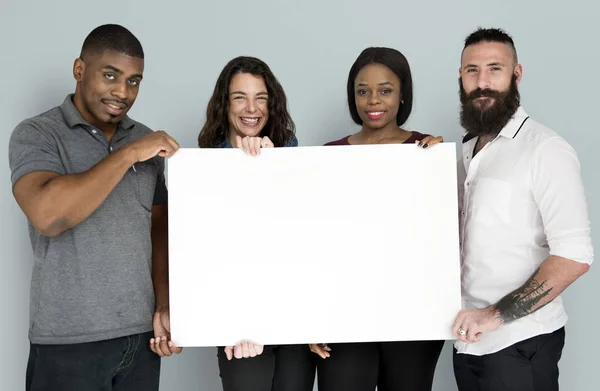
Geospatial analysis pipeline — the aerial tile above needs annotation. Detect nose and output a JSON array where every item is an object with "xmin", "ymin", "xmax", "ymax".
[
  {"xmin": 367, "ymin": 92, "xmax": 380, "ymax": 105},
  {"xmin": 476, "ymin": 72, "xmax": 491, "ymax": 90},
  {"xmin": 245, "ymin": 98, "xmax": 257, "ymax": 113},
  {"xmin": 111, "ymin": 81, "xmax": 128, "ymax": 101}
]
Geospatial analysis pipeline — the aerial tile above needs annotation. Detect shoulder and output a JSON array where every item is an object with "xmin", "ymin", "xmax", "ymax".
[
  {"xmin": 520, "ymin": 118, "xmax": 563, "ymax": 146},
  {"xmin": 283, "ymin": 134, "xmax": 299, "ymax": 147},
  {"xmin": 128, "ymin": 118, "xmax": 155, "ymax": 138},
  {"xmin": 406, "ymin": 131, "xmax": 431, "ymax": 143},
  {"xmin": 10, "ymin": 106, "xmax": 64, "ymax": 143},
  {"xmin": 523, "ymin": 119, "xmax": 578, "ymax": 163},
  {"xmin": 324, "ymin": 135, "xmax": 351, "ymax": 146}
]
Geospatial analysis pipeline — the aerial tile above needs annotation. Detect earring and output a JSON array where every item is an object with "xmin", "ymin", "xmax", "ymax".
[{"xmin": 401, "ymin": 100, "xmax": 404, "ymax": 104}]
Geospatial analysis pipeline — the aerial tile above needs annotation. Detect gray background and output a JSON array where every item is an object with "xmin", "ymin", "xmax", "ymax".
[{"xmin": 1, "ymin": 1, "xmax": 598, "ymax": 390}]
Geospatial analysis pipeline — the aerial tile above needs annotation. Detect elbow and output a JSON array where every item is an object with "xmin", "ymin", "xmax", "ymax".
[
  {"xmin": 578, "ymin": 262, "xmax": 591, "ymax": 277},
  {"xmin": 565, "ymin": 257, "xmax": 591, "ymax": 279},
  {"xmin": 32, "ymin": 215, "xmax": 70, "ymax": 237}
]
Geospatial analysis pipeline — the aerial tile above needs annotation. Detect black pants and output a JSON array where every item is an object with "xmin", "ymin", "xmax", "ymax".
[
  {"xmin": 316, "ymin": 340, "xmax": 444, "ymax": 391},
  {"xmin": 453, "ymin": 327, "xmax": 565, "ymax": 391},
  {"xmin": 26, "ymin": 331, "xmax": 160, "ymax": 391},
  {"xmin": 217, "ymin": 344, "xmax": 316, "ymax": 391}
]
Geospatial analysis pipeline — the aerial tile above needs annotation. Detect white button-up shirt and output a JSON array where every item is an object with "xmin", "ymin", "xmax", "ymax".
[{"xmin": 454, "ymin": 106, "xmax": 594, "ymax": 356}]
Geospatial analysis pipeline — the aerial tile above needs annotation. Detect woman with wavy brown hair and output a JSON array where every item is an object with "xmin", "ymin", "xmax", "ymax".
[
  {"xmin": 198, "ymin": 56, "xmax": 297, "ymax": 152},
  {"xmin": 197, "ymin": 56, "xmax": 314, "ymax": 391}
]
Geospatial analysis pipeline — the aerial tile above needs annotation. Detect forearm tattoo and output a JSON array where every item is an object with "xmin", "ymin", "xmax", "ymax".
[{"xmin": 494, "ymin": 268, "xmax": 554, "ymax": 324}]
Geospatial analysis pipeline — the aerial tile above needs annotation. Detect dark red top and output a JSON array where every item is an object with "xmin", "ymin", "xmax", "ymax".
[{"xmin": 324, "ymin": 131, "xmax": 429, "ymax": 146}]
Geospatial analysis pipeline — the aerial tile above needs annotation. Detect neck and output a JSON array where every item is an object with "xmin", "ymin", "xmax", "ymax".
[
  {"xmin": 474, "ymin": 134, "xmax": 497, "ymax": 156},
  {"xmin": 355, "ymin": 123, "xmax": 410, "ymax": 144}
]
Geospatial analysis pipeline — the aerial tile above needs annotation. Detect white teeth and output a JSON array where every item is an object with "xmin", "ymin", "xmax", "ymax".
[
  {"xmin": 241, "ymin": 117, "xmax": 259, "ymax": 124},
  {"xmin": 106, "ymin": 103, "xmax": 121, "ymax": 110},
  {"xmin": 369, "ymin": 111, "xmax": 384, "ymax": 115}
]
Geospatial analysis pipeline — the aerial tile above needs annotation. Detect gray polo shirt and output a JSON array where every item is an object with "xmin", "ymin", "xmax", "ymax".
[{"xmin": 9, "ymin": 94, "xmax": 167, "ymax": 344}]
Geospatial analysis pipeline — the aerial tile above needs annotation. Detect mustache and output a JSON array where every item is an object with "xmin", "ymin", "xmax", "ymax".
[{"xmin": 465, "ymin": 88, "xmax": 504, "ymax": 101}]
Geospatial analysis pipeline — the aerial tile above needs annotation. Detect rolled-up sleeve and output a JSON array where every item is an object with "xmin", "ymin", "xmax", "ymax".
[
  {"xmin": 9, "ymin": 121, "xmax": 65, "ymax": 186},
  {"xmin": 531, "ymin": 137, "xmax": 593, "ymax": 264}
]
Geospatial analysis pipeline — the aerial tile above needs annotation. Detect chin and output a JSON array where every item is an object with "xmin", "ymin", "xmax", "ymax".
[
  {"xmin": 364, "ymin": 120, "xmax": 386, "ymax": 130},
  {"xmin": 245, "ymin": 129, "xmax": 262, "ymax": 137},
  {"xmin": 239, "ymin": 124, "xmax": 263, "ymax": 137},
  {"xmin": 107, "ymin": 115, "xmax": 122, "ymax": 123},
  {"xmin": 472, "ymin": 98, "xmax": 496, "ymax": 107}
]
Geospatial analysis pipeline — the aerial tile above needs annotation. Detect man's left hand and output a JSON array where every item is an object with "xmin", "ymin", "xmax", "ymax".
[
  {"xmin": 452, "ymin": 307, "xmax": 502, "ymax": 343},
  {"xmin": 150, "ymin": 308, "xmax": 183, "ymax": 357}
]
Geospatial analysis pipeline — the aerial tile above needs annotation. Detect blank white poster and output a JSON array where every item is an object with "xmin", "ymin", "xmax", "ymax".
[{"xmin": 167, "ymin": 143, "xmax": 461, "ymax": 347}]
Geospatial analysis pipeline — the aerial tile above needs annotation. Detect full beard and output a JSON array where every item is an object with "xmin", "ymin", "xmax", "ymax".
[{"xmin": 459, "ymin": 75, "xmax": 520, "ymax": 137}]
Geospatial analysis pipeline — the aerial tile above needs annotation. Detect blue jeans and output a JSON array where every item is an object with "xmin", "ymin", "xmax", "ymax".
[{"xmin": 26, "ymin": 331, "xmax": 160, "ymax": 391}]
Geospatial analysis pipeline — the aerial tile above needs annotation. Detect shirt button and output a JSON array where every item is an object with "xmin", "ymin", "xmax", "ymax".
[
  {"xmin": 91, "ymin": 129, "xmax": 97, "ymax": 134},
  {"xmin": 110, "ymin": 147, "xmax": 113, "ymax": 151}
]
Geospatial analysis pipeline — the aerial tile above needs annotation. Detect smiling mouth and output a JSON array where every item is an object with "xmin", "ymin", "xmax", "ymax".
[
  {"xmin": 103, "ymin": 100, "xmax": 127, "ymax": 115},
  {"xmin": 240, "ymin": 117, "xmax": 260, "ymax": 126},
  {"xmin": 366, "ymin": 111, "xmax": 385, "ymax": 120}
]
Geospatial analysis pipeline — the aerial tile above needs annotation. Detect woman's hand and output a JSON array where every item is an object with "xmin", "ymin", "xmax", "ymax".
[
  {"xmin": 236, "ymin": 135, "xmax": 274, "ymax": 155},
  {"xmin": 415, "ymin": 135, "xmax": 443, "ymax": 149},
  {"xmin": 309, "ymin": 343, "xmax": 331, "ymax": 359},
  {"xmin": 224, "ymin": 341, "xmax": 265, "ymax": 360}
]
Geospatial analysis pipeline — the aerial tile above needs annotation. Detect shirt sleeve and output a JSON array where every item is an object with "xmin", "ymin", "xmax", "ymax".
[
  {"xmin": 153, "ymin": 156, "xmax": 168, "ymax": 205},
  {"xmin": 9, "ymin": 121, "xmax": 66, "ymax": 186},
  {"xmin": 531, "ymin": 137, "xmax": 593, "ymax": 264}
]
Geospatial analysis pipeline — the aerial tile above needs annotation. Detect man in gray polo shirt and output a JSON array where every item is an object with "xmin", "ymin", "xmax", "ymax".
[{"xmin": 9, "ymin": 24, "xmax": 181, "ymax": 390}]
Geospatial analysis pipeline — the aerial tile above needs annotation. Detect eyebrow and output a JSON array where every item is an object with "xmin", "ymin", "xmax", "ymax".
[
  {"xmin": 356, "ymin": 81, "xmax": 395, "ymax": 87},
  {"xmin": 102, "ymin": 65, "xmax": 143, "ymax": 79},
  {"xmin": 230, "ymin": 91, "xmax": 268, "ymax": 96},
  {"xmin": 464, "ymin": 62, "xmax": 505, "ymax": 69}
]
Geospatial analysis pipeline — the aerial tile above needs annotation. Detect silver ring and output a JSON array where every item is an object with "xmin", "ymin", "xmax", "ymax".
[{"xmin": 458, "ymin": 328, "xmax": 466, "ymax": 336}]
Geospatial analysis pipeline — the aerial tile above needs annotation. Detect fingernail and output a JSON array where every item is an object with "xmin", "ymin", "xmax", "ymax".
[
  {"xmin": 423, "ymin": 143, "xmax": 429, "ymax": 148},
  {"xmin": 168, "ymin": 341, "xmax": 174, "ymax": 347},
  {"xmin": 418, "ymin": 142, "xmax": 423, "ymax": 146}
]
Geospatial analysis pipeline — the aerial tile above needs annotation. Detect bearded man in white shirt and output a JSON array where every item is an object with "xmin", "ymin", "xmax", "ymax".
[{"xmin": 451, "ymin": 27, "xmax": 594, "ymax": 391}]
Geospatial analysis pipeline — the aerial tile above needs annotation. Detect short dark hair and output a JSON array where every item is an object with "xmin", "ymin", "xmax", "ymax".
[
  {"xmin": 80, "ymin": 24, "xmax": 144, "ymax": 60},
  {"xmin": 347, "ymin": 47, "xmax": 413, "ymax": 127},
  {"xmin": 198, "ymin": 56, "xmax": 295, "ymax": 148},
  {"xmin": 463, "ymin": 27, "xmax": 517, "ymax": 63}
]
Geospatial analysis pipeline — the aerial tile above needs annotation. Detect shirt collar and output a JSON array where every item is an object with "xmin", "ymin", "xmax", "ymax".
[
  {"xmin": 497, "ymin": 106, "xmax": 529, "ymax": 139},
  {"xmin": 59, "ymin": 94, "xmax": 135, "ymax": 130}
]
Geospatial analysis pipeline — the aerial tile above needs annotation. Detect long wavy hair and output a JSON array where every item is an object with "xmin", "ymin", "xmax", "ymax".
[{"xmin": 198, "ymin": 56, "xmax": 295, "ymax": 148}]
